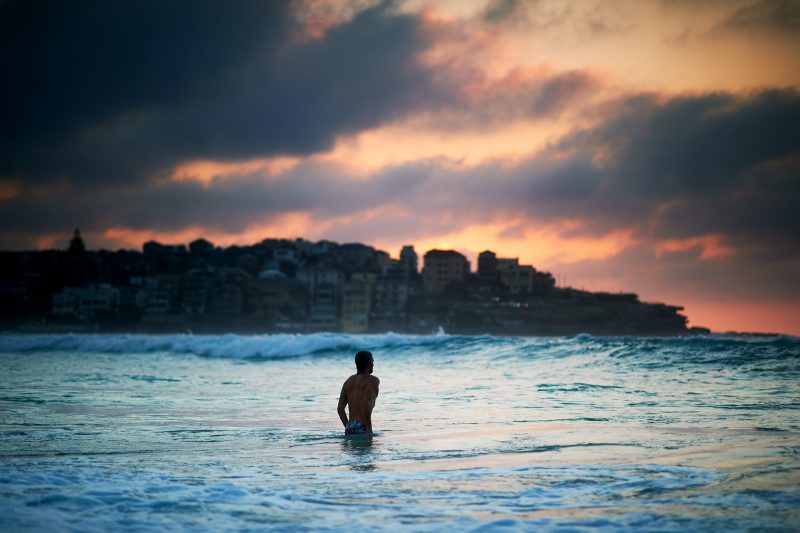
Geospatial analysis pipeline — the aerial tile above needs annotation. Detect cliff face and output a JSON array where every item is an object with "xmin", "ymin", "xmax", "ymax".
[{"xmin": 406, "ymin": 288, "xmax": 690, "ymax": 337}]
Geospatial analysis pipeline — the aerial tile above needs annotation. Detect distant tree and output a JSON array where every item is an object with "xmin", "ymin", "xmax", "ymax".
[{"xmin": 68, "ymin": 229, "xmax": 85, "ymax": 255}]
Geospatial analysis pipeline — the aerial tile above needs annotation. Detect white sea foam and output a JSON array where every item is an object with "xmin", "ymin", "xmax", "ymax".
[{"xmin": 0, "ymin": 331, "xmax": 455, "ymax": 359}]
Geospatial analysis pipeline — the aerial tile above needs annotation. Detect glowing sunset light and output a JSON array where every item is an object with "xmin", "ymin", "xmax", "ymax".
[
  {"xmin": 321, "ymin": 118, "xmax": 575, "ymax": 172},
  {"xmin": 370, "ymin": 222, "xmax": 636, "ymax": 269},
  {"xmin": 681, "ymin": 301, "xmax": 800, "ymax": 337},
  {"xmin": 99, "ymin": 213, "xmax": 321, "ymax": 251}
]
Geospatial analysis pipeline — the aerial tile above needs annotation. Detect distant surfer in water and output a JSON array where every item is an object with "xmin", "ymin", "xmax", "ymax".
[{"xmin": 338, "ymin": 350, "xmax": 380, "ymax": 435}]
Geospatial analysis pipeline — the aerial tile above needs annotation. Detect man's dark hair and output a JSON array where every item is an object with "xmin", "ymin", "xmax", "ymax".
[{"xmin": 355, "ymin": 350, "xmax": 373, "ymax": 373}]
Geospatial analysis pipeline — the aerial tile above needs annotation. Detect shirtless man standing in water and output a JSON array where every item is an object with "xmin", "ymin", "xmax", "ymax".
[{"xmin": 337, "ymin": 350, "xmax": 380, "ymax": 434}]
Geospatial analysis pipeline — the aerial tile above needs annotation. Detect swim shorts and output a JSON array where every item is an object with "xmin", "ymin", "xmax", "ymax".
[{"xmin": 345, "ymin": 420, "xmax": 367, "ymax": 435}]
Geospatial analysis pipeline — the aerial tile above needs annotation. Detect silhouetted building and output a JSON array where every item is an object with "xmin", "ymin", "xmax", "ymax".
[
  {"xmin": 0, "ymin": 279, "xmax": 28, "ymax": 318},
  {"xmin": 341, "ymin": 272, "xmax": 375, "ymax": 333},
  {"xmin": 258, "ymin": 277, "xmax": 307, "ymax": 328},
  {"xmin": 274, "ymin": 247, "xmax": 297, "ymax": 264},
  {"xmin": 498, "ymin": 260, "xmax": 534, "ymax": 294},
  {"xmin": 307, "ymin": 283, "xmax": 339, "ymax": 331},
  {"xmin": 183, "ymin": 269, "xmax": 213, "ymax": 316},
  {"xmin": 52, "ymin": 284, "xmax": 119, "ymax": 320},
  {"xmin": 215, "ymin": 284, "xmax": 243, "ymax": 316},
  {"xmin": 143, "ymin": 241, "xmax": 187, "ymax": 256},
  {"xmin": 189, "ymin": 238, "xmax": 214, "ymax": 254},
  {"xmin": 52, "ymin": 287, "xmax": 79, "ymax": 316},
  {"xmin": 375, "ymin": 250, "xmax": 392, "ymax": 274},
  {"xmin": 118, "ymin": 285, "xmax": 146, "ymax": 315},
  {"xmin": 496, "ymin": 258, "xmax": 556, "ymax": 294},
  {"xmin": 145, "ymin": 291, "xmax": 171, "ymax": 316},
  {"xmin": 312, "ymin": 240, "xmax": 336, "ymax": 255},
  {"xmin": 422, "ymin": 249, "xmax": 470, "ymax": 293},
  {"xmin": 400, "ymin": 245, "xmax": 418, "ymax": 279},
  {"xmin": 235, "ymin": 254, "xmax": 260, "ymax": 274},
  {"xmin": 497, "ymin": 258, "xmax": 518, "ymax": 270},
  {"xmin": 297, "ymin": 266, "xmax": 343, "ymax": 294},
  {"xmin": 531, "ymin": 270, "xmax": 556, "ymax": 293},
  {"xmin": 371, "ymin": 273, "xmax": 411, "ymax": 331},
  {"xmin": 477, "ymin": 250, "xmax": 499, "ymax": 287},
  {"xmin": 212, "ymin": 268, "xmax": 254, "ymax": 317},
  {"xmin": 332, "ymin": 243, "xmax": 380, "ymax": 272}
]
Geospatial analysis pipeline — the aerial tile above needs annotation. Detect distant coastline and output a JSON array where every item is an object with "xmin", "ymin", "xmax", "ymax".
[{"xmin": 0, "ymin": 232, "xmax": 708, "ymax": 337}]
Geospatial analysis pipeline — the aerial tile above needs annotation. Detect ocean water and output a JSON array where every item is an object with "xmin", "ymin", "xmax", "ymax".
[{"xmin": 1, "ymin": 332, "xmax": 799, "ymax": 531}]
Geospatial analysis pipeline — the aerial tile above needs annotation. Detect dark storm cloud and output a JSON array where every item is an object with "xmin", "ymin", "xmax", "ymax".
[
  {"xmin": 723, "ymin": 0, "xmax": 800, "ymax": 35},
  {"xmin": 556, "ymin": 89, "xmax": 800, "ymax": 251},
  {"xmin": 0, "ymin": 0, "xmax": 289, "ymax": 180},
  {"xmin": 0, "ymin": 1, "xmax": 288, "ymax": 141},
  {"xmin": 663, "ymin": 0, "xmax": 800, "ymax": 40},
  {"xmin": 482, "ymin": 0, "xmax": 632, "ymax": 37},
  {"xmin": 419, "ymin": 69, "xmax": 601, "ymax": 131},
  {"xmin": 483, "ymin": 0, "xmax": 529, "ymax": 25},
  {"xmin": 530, "ymin": 72, "xmax": 600, "ymax": 116},
  {"xmin": 0, "ymin": 0, "xmax": 437, "ymax": 185}
]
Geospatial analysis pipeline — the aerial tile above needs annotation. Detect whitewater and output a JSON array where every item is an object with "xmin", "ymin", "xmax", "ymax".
[{"xmin": 1, "ymin": 333, "xmax": 798, "ymax": 531}]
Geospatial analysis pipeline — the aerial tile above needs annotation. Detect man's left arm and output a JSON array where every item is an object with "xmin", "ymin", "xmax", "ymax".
[{"xmin": 363, "ymin": 377, "xmax": 380, "ymax": 432}]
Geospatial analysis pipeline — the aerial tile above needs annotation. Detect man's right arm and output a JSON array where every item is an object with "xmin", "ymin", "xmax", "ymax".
[{"xmin": 337, "ymin": 384, "xmax": 348, "ymax": 428}]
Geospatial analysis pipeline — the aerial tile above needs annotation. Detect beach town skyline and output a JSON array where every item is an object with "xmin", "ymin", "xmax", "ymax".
[
  {"xmin": 2, "ymin": 229, "xmax": 700, "ymax": 336},
  {"xmin": 0, "ymin": 228, "xmax": 796, "ymax": 335}
]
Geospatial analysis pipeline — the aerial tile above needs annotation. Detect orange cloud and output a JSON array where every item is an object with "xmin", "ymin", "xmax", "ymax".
[
  {"xmin": 170, "ymin": 157, "xmax": 301, "ymax": 185},
  {"xmin": 497, "ymin": 1, "xmax": 800, "ymax": 93},
  {"xmin": 319, "ymin": 117, "xmax": 573, "ymax": 174},
  {"xmin": 291, "ymin": 0, "xmax": 374, "ymax": 44},
  {"xmin": 655, "ymin": 234, "xmax": 737, "ymax": 260}
]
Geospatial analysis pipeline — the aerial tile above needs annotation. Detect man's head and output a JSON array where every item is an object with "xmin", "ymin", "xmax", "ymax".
[{"xmin": 355, "ymin": 350, "xmax": 374, "ymax": 374}]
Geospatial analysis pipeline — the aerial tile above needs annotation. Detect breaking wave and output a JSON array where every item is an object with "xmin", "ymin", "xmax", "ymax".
[
  {"xmin": 0, "ymin": 331, "xmax": 796, "ymax": 362},
  {"xmin": 0, "ymin": 331, "xmax": 461, "ymax": 360}
]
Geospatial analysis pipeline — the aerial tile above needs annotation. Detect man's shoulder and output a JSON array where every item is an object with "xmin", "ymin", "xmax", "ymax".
[{"xmin": 345, "ymin": 374, "xmax": 379, "ymax": 387}]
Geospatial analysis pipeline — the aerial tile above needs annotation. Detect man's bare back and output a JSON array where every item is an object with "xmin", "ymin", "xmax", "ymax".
[{"xmin": 338, "ymin": 351, "xmax": 379, "ymax": 434}]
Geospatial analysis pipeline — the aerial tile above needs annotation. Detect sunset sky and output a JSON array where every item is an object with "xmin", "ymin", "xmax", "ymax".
[{"xmin": 1, "ymin": 0, "xmax": 799, "ymax": 334}]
